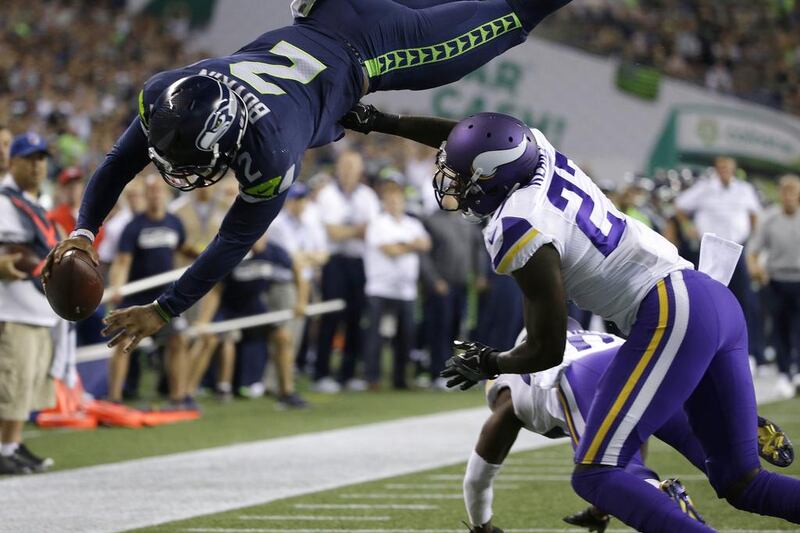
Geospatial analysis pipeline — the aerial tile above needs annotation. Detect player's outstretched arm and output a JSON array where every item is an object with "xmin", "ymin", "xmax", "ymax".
[
  {"xmin": 43, "ymin": 119, "xmax": 150, "ymax": 278},
  {"xmin": 340, "ymin": 102, "xmax": 457, "ymax": 148}
]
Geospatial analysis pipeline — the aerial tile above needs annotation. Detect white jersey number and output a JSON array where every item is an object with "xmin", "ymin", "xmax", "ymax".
[{"xmin": 230, "ymin": 41, "xmax": 327, "ymax": 96}]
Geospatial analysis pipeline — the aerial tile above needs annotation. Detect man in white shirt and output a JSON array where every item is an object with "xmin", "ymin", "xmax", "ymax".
[
  {"xmin": 0, "ymin": 132, "xmax": 58, "ymax": 475},
  {"xmin": 675, "ymin": 156, "xmax": 763, "ymax": 363},
  {"xmin": 313, "ymin": 151, "xmax": 380, "ymax": 392},
  {"xmin": 363, "ymin": 179, "xmax": 431, "ymax": 389},
  {"xmin": 97, "ymin": 178, "xmax": 145, "ymax": 267}
]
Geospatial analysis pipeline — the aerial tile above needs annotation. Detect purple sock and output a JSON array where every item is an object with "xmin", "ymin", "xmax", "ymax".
[
  {"xmin": 572, "ymin": 467, "xmax": 714, "ymax": 533},
  {"xmin": 730, "ymin": 469, "xmax": 800, "ymax": 523}
]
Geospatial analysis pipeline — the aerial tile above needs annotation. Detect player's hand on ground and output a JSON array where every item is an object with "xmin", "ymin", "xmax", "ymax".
[
  {"xmin": 102, "ymin": 303, "xmax": 169, "ymax": 354},
  {"xmin": 42, "ymin": 236, "xmax": 100, "ymax": 284},
  {"xmin": 440, "ymin": 340, "xmax": 500, "ymax": 390},
  {"xmin": 340, "ymin": 102, "xmax": 379, "ymax": 134},
  {"xmin": 0, "ymin": 253, "xmax": 26, "ymax": 281}
]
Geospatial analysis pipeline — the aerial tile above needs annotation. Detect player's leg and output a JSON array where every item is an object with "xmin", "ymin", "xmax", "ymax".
[
  {"xmin": 311, "ymin": 0, "xmax": 570, "ymax": 92},
  {"xmin": 682, "ymin": 293, "xmax": 800, "ymax": 521},
  {"xmin": 571, "ymin": 272, "xmax": 719, "ymax": 532}
]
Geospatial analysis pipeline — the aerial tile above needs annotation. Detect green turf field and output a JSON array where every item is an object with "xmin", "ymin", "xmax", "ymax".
[
  {"xmin": 23, "ymin": 384, "xmax": 484, "ymax": 471},
  {"xmin": 127, "ymin": 398, "xmax": 800, "ymax": 533}
]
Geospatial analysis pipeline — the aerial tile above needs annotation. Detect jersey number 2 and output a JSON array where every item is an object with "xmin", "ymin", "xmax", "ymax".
[
  {"xmin": 546, "ymin": 152, "xmax": 626, "ymax": 257},
  {"xmin": 230, "ymin": 41, "xmax": 327, "ymax": 96}
]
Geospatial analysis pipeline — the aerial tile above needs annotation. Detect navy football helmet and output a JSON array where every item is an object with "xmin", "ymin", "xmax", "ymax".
[
  {"xmin": 147, "ymin": 75, "xmax": 247, "ymax": 191},
  {"xmin": 433, "ymin": 112, "xmax": 540, "ymax": 220}
]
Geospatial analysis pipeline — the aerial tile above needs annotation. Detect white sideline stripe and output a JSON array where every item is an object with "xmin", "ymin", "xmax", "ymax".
[
  {"xmin": 0, "ymin": 407, "xmax": 552, "ymax": 533},
  {"xmin": 294, "ymin": 504, "xmax": 438, "ymax": 510},
  {"xmin": 238, "ymin": 516, "xmax": 390, "ymax": 521}
]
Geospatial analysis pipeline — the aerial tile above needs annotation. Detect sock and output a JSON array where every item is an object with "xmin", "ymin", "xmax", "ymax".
[
  {"xmin": 572, "ymin": 467, "xmax": 714, "ymax": 533},
  {"xmin": 1, "ymin": 442, "xmax": 19, "ymax": 457},
  {"xmin": 216, "ymin": 382, "xmax": 232, "ymax": 393},
  {"xmin": 730, "ymin": 469, "xmax": 800, "ymax": 523}
]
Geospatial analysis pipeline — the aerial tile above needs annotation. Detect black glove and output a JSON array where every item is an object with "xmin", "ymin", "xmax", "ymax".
[
  {"xmin": 340, "ymin": 102, "xmax": 380, "ymax": 134},
  {"xmin": 440, "ymin": 340, "xmax": 500, "ymax": 390}
]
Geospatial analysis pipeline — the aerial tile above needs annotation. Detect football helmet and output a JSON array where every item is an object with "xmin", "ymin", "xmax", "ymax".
[
  {"xmin": 433, "ymin": 112, "xmax": 540, "ymax": 220},
  {"xmin": 147, "ymin": 75, "xmax": 247, "ymax": 191}
]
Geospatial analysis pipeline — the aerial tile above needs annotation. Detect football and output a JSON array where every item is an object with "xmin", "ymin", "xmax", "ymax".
[
  {"xmin": 0, "ymin": 243, "xmax": 42, "ymax": 275},
  {"xmin": 45, "ymin": 249, "xmax": 104, "ymax": 321}
]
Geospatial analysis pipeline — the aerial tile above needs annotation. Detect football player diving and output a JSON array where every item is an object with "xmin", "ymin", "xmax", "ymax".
[
  {"xmin": 341, "ymin": 104, "xmax": 800, "ymax": 532},
  {"xmin": 463, "ymin": 325, "xmax": 793, "ymax": 533},
  {"xmin": 41, "ymin": 0, "xmax": 574, "ymax": 352}
]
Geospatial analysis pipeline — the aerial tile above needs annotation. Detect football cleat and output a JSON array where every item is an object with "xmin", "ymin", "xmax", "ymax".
[
  {"xmin": 758, "ymin": 416, "xmax": 794, "ymax": 467},
  {"xmin": 462, "ymin": 521, "xmax": 504, "ymax": 533},
  {"xmin": 562, "ymin": 507, "xmax": 610, "ymax": 532},
  {"xmin": 660, "ymin": 478, "xmax": 704, "ymax": 523}
]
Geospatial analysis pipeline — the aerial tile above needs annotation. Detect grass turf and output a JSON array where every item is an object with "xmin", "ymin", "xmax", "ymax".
[
  {"xmin": 130, "ymin": 397, "xmax": 800, "ymax": 533},
  {"xmin": 23, "ymin": 383, "xmax": 484, "ymax": 471}
]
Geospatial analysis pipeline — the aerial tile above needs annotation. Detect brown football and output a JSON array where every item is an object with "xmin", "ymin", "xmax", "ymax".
[
  {"xmin": 0, "ymin": 243, "xmax": 42, "ymax": 275},
  {"xmin": 45, "ymin": 249, "xmax": 104, "ymax": 321}
]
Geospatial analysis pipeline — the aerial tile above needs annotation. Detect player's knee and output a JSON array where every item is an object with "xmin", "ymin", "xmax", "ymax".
[
  {"xmin": 571, "ymin": 464, "xmax": 609, "ymax": 501},
  {"xmin": 720, "ymin": 468, "xmax": 762, "ymax": 508}
]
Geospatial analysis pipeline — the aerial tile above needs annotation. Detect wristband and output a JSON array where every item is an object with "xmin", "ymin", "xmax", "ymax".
[
  {"xmin": 69, "ymin": 228, "xmax": 95, "ymax": 244},
  {"xmin": 152, "ymin": 300, "xmax": 173, "ymax": 323},
  {"xmin": 480, "ymin": 350, "xmax": 501, "ymax": 378}
]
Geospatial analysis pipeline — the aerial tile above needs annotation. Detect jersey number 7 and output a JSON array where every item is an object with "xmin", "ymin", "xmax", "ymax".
[{"xmin": 230, "ymin": 41, "xmax": 327, "ymax": 95}]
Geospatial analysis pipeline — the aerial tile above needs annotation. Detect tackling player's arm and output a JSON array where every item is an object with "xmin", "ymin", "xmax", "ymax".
[
  {"xmin": 341, "ymin": 103, "xmax": 457, "ymax": 149},
  {"xmin": 465, "ymin": 388, "xmax": 522, "ymax": 533}
]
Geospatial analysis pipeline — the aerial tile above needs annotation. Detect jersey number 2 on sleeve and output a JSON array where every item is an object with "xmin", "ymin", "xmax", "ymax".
[
  {"xmin": 546, "ymin": 152, "xmax": 626, "ymax": 257},
  {"xmin": 230, "ymin": 41, "xmax": 327, "ymax": 96}
]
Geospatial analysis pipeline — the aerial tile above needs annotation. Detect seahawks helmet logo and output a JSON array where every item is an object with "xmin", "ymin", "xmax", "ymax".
[{"xmin": 195, "ymin": 95, "xmax": 239, "ymax": 152}]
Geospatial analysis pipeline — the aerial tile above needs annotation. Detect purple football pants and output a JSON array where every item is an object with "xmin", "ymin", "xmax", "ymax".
[{"xmin": 563, "ymin": 270, "xmax": 800, "ymax": 532}]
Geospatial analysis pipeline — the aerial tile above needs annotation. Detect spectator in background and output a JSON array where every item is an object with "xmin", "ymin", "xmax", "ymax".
[
  {"xmin": 0, "ymin": 132, "xmax": 56, "ymax": 474},
  {"xmin": 0, "ymin": 127, "xmax": 11, "ymax": 180},
  {"xmin": 172, "ymin": 176, "xmax": 230, "ymax": 400},
  {"xmin": 107, "ymin": 176, "xmax": 192, "ymax": 408},
  {"xmin": 47, "ymin": 166, "xmax": 105, "ymax": 346},
  {"xmin": 200, "ymin": 236, "xmax": 309, "ymax": 409},
  {"xmin": 268, "ymin": 182, "xmax": 329, "ymax": 369},
  {"xmin": 362, "ymin": 179, "xmax": 431, "ymax": 390},
  {"xmin": 675, "ymin": 156, "xmax": 763, "ymax": 364},
  {"xmin": 749, "ymin": 174, "xmax": 800, "ymax": 398},
  {"xmin": 313, "ymin": 151, "xmax": 380, "ymax": 393},
  {"xmin": 97, "ymin": 177, "xmax": 145, "ymax": 269},
  {"xmin": 419, "ymin": 209, "xmax": 484, "ymax": 390}
]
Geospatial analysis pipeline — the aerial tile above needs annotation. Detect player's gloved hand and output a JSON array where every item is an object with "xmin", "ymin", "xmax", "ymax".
[
  {"xmin": 440, "ymin": 340, "xmax": 500, "ymax": 390},
  {"xmin": 340, "ymin": 102, "xmax": 380, "ymax": 134}
]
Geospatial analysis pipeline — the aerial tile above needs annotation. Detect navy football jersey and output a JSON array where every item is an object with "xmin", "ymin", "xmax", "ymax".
[
  {"xmin": 138, "ymin": 24, "xmax": 363, "ymax": 202},
  {"xmin": 219, "ymin": 242, "xmax": 294, "ymax": 316}
]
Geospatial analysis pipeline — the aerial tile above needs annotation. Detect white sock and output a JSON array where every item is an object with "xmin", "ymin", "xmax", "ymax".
[
  {"xmin": 1, "ymin": 442, "xmax": 19, "ymax": 457},
  {"xmin": 645, "ymin": 478, "xmax": 661, "ymax": 489}
]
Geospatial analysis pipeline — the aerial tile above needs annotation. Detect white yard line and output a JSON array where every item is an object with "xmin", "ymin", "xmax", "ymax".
[
  {"xmin": 383, "ymin": 483, "xmax": 520, "ymax": 490},
  {"xmin": 293, "ymin": 504, "xmax": 439, "ymax": 510},
  {"xmin": 340, "ymin": 493, "xmax": 463, "ymax": 500},
  {"xmin": 0, "ymin": 407, "xmax": 550, "ymax": 533},
  {"xmin": 238, "ymin": 516, "xmax": 391, "ymax": 522}
]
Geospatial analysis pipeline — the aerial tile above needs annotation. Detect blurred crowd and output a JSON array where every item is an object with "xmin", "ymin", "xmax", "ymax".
[
  {"xmin": 541, "ymin": 0, "xmax": 800, "ymax": 115},
  {"xmin": 0, "ymin": 0, "xmax": 201, "ymax": 194}
]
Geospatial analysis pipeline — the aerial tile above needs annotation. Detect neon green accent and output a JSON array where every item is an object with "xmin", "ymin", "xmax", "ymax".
[
  {"xmin": 138, "ymin": 90, "xmax": 147, "ymax": 127},
  {"xmin": 243, "ymin": 176, "xmax": 283, "ymax": 199},
  {"xmin": 152, "ymin": 300, "xmax": 172, "ymax": 323},
  {"xmin": 363, "ymin": 12, "xmax": 522, "ymax": 78}
]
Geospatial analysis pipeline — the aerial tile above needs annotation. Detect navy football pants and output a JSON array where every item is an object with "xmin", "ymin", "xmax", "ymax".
[{"xmin": 307, "ymin": 0, "xmax": 570, "ymax": 92}]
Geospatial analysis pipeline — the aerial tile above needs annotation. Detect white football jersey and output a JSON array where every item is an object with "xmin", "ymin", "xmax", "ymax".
[
  {"xmin": 483, "ymin": 129, "xmax": 692, "ymax": 333},
  {"xmin": 486, "ymin": 330, "xmax": 624, "ymax": 437}
]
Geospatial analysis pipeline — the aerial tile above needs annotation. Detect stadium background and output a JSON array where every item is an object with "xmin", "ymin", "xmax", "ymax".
[{"xmin": 2, "ymin": 0, "xmax": 800, "ymax": 532}]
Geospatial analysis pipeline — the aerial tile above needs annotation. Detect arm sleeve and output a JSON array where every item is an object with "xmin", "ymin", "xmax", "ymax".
[
  {"xmin": 157, "ymin": 193, "xmax": 288, "ymax": 316},
  {"xmin": 76, "ymin": 119, "xmax": 150, "ymax": 235}
]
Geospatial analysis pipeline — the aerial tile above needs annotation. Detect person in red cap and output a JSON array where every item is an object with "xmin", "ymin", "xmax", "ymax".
[{"xmin": 47, "ymin": 167, "xmax": 104, "ymax": 246}]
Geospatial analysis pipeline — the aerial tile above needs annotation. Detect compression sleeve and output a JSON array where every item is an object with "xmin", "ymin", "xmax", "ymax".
[
  {"xmin": 156, "ymin": 193, "xmax": 288, "ymax": 316},
  {"xmin": 76, "ymin": 118, "xmax": 150, "ymax": 235},
  {"xmin": 463, "ymin": 450, "xmax": 502, "ymax": 527}
]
